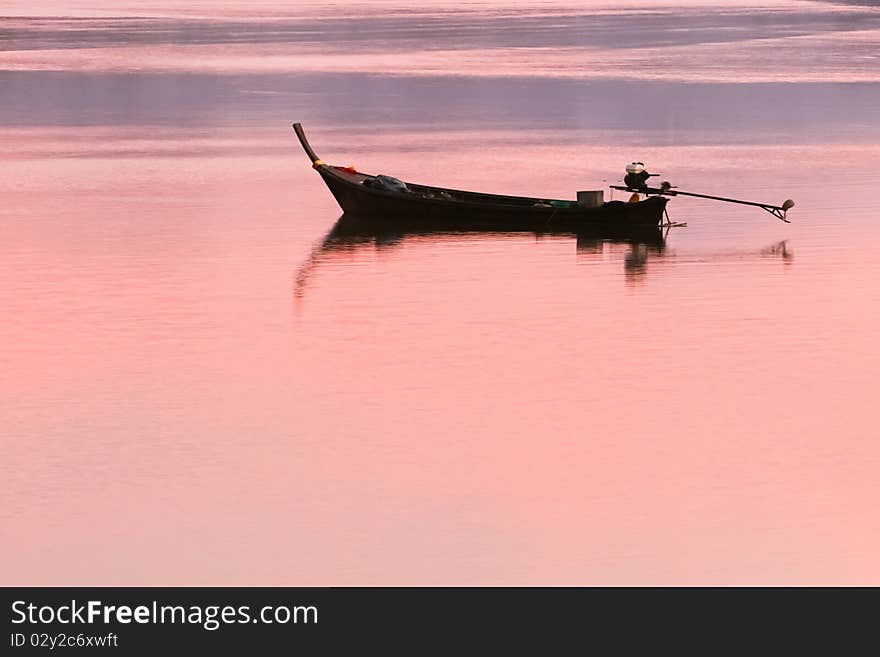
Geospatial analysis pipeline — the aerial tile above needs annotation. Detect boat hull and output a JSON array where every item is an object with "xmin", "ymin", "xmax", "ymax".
[{"xmin": 317, "ymin": 166, "xmax": 667, "ymax": 232}]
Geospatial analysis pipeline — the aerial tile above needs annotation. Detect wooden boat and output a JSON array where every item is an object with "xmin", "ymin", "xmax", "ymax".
[{"xmin": 293, "ymin": 123, "xmax": 668, "ymax": 231}]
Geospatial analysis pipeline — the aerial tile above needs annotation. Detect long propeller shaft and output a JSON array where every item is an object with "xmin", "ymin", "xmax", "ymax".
[{"xmin": 609, "ymin": 185, "xmax": 794, "ymax": 222}]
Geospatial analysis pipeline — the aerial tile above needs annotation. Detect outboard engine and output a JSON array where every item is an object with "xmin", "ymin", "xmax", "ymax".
[{"xmin": 624, "ymin": 162, "xmax": 654, "ymax": 190}]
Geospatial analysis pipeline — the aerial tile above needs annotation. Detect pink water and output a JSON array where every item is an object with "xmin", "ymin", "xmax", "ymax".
[{"xmin": 2, "ymin": 1, "xmax": 880, "ymax": 585}]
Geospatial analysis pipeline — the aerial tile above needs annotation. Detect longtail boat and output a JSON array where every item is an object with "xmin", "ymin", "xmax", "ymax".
[{"xmin": 293, "ymin": 123, "xmax": 668, "ymax": 230}]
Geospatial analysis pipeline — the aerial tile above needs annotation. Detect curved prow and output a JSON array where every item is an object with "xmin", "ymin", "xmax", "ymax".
[{"xmin": 292, "ymin": 122, "xmax": 320, "ymax": 164}]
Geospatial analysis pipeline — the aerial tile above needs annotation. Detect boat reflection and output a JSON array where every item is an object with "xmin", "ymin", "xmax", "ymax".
[
  {"xmin": 295, "ymin": 213, "xmax": 669, "ymax": 298},
  {"xmin": 294, "ymin": 216, "xmax": 796, "ymax": 301}
]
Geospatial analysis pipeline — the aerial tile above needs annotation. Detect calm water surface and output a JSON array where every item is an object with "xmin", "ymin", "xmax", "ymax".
[{"xmin": 2, "ymin": 1, "xmax": 879, "ymax": 585}]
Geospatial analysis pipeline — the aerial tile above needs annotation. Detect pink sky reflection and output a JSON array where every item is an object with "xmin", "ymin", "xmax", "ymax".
[{"xmin": 3, "ymin": 127, "xmax": 880, "ymax": 584}]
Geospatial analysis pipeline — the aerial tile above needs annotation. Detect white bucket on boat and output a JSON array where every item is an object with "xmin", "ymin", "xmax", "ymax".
[{"xmin": 577, "ymin": 190, "xmax": 604, "ymax": 208}]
